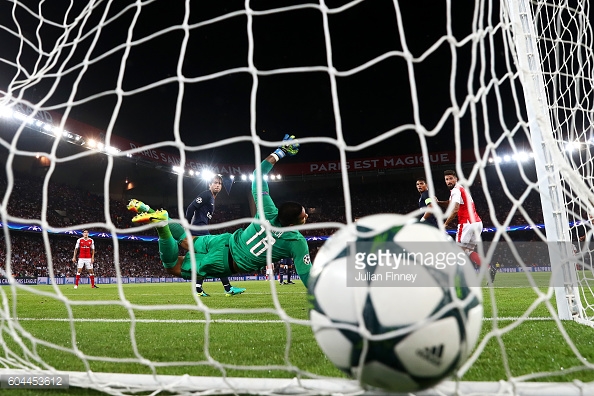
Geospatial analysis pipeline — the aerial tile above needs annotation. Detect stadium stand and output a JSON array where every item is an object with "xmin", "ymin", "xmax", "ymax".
[{"xmin": 0, "ymin": 165, "xmax": 548, "ymax": 278}]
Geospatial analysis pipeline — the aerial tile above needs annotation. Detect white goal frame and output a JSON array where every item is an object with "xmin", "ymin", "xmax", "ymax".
[
  {"xmin": 505, "ymin": 0, "xmax": 584, "ymax": 321},
  {"xmin": 0, "ymin": 369, "xmax": 593, "ymax": 395}
]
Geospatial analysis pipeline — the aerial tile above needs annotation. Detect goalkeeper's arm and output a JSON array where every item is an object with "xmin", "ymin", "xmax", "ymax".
[{"xmin": 253, "ymin": 134, "xmax": 300, "ymax": 213}]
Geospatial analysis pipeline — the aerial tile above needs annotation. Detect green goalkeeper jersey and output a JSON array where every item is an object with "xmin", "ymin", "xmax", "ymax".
[{"xmin": 229, "ymin": 160, "xmax": 311, "ymax": 286}]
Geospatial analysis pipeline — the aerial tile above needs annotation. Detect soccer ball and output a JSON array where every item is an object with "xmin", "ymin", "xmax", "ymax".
[{"xmin": 307, "ymin": 214, "xmax": 483, "ymax": 392}]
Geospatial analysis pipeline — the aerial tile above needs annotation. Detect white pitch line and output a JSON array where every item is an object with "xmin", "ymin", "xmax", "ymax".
[
  {"xmin": 10, "ymin": 317, "xmax": 556, "ymax": 324},
  {"xmin": 483, "ymin": 317, "xmax": 554, "ymax": 321},
  {"xmin": 11, "ymin": 318, "xmax": 287, "ymax": 324},
  {"xmin": 92, "ymin": 290, "xmax": 307, "ymax": 297}
]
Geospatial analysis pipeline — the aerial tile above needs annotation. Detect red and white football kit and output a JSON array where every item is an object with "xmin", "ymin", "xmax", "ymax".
[
  {"xmin": 449, "ymin": 183, "xmax": 483, "ymax": 247},
  {"xmin": 75, "ymin": 237, "xmax": 94, "ymax": 269}
]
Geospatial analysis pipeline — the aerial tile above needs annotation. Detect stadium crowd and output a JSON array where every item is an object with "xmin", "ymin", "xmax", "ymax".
[
  {"xmin": 0, "ymin": 169, "xmax": 556, "ymax": 279},
  {"xmin": 2, "ymin": 233, "xmax": 163, "ymax": 278}
]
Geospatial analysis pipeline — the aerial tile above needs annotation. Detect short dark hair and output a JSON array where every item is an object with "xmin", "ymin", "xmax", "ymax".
[
  {"xmin": 277, "ymin": 202, "xmax": 304, "ymax": 226},
  {"xmin": 210, "ymin": 174, "xmax": 223, "ymax": 184},
  {"xmin": 416, "ymin": 177, "xmax": 426, "ymax": 183},
  {"xmin": 82, "ymin": 229, "xmax": 89, "ymax": 233},
  {"xmin": 444, "ymin": 170, "xmax": 457, "ymax": 178}
]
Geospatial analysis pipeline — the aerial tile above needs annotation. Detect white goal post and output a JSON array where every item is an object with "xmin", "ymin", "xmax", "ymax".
[
  {"xmin": 505, "ymin": 0, "xmax": 586, "ymax": 321},
  {"xmin": 1, "ymin": 1, "xmax": 594, "ymax": 395}
]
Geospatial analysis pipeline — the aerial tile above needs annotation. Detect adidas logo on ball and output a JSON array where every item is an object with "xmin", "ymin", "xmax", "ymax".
[{"xmin": 416, "ymin": 344, "xmax": 445, "ymax": 366}]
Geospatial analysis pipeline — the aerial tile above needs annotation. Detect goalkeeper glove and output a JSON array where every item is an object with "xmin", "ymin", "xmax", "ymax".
[{"xmin": 273, "ymin": 134, "xmax": 299, "ymax": 160}]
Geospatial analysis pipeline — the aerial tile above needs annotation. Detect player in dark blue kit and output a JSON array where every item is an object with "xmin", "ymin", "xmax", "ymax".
[
  {"xmin": 278, "ymin": 257, "xmax": 295, "ymax": 285},
  {"xmin": 416, "ymin": 178, "xmax": 438, "ymax": 227},
  {"xmin": 185, "ymin": 174, "xmax": 246, "ymax": 297}
]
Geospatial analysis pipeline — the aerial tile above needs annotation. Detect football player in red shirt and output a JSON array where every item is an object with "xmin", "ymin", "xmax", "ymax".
[{"xmin": 72, "ymin": 229, "xmax": 98, "ymax": 289}]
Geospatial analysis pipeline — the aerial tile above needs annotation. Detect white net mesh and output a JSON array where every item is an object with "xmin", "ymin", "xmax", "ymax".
[{"xmin": 1, "ymin": 0, "xmax": 594, "ymax": 395}]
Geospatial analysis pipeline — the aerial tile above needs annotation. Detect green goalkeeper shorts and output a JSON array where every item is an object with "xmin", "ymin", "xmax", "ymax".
[{"xmin": 180, "ymin": 233, "xmax": 234, "ymax": 280}]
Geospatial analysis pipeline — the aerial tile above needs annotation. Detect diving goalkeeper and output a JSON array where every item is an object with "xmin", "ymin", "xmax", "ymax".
[{"xmin": 129, "ymin": 135, "xmax": 312, "ymax": 287}]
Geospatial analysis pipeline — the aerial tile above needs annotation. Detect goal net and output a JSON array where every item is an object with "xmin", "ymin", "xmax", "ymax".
[{"xmin": 0, "ymin": 0, "xmax": 593, "ymax": 395}]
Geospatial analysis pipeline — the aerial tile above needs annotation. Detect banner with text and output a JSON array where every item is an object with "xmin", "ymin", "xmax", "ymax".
[{"xmin": 47, "ymin": 111, "xmax": 478, "ymax": 176}]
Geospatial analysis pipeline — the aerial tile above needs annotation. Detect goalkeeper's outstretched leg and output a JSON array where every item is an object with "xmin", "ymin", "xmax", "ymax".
[
  {"xmin": 132, "ymin": 210, "xmax": 185, "ymax": 276},
  {"xmin": 128, "ymin": 200, "xmax": 194, "ymax": 250}
]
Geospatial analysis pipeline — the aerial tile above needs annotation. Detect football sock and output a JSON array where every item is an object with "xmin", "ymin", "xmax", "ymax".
[
  {"xmin": 156, "ymin": 224, "xmax": 172, "ymax": 240},
  {"xmin": 158, "ymin": 228, "xmax": 179, "ymax": 268},
  {"xmin": 469, "ymin": 251, "xmax": 481, "ymax": 266},
  {"xmin": 287, "ymin": 271, "xmax": 291, "ymax": 283},
  {"xmin": 195, "ymin": 281, "xmax": 204, "ymax": 294},
  {"xmin": 221, "ymin": 277, "xmax": 231, "ymax": 292},
  {"xmin": 279, "ymin": 274, "xmax": 284, "ymax": 284},
  {"xmin": 75, "ymin": 274, "xmax": 80, "ymax": 286},
  {"xmin": 90, "ymin": 275, "xmax": 95, "ymax": 287},
  {"xmin": 168, "ymin": 222, "xmax": 185, "ymax": 241}
]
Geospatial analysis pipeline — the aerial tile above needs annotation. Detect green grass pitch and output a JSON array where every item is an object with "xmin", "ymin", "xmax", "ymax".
[{"xmin": 2, "ymin": 271, "xmax": 594, "ymax": 395}]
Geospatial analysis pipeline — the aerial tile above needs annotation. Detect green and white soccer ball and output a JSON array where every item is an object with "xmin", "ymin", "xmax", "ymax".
[{"xmin": 307, "ymin": 214, "xmax": 483, "ymax": 393}]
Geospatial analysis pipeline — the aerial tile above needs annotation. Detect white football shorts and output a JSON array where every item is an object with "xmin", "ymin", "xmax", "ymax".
[
  {"xmin": 455, "ymin": 221, "xmax": 483, "ymax": 248},
  {"xmin": 77, "ymin": 258, "xmax": 93, "ymax": 270}
]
